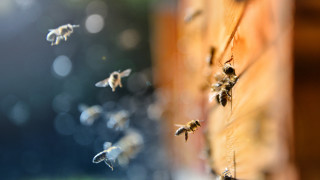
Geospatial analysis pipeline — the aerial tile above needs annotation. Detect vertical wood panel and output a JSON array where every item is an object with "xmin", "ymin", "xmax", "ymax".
[{"xmin": 152, "ymin": 0, "xmax": 295, "ymax": 179}]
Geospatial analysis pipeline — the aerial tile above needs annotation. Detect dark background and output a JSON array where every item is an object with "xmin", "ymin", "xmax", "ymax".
[{"xmin": 0, "ymin": 0, "xmax": 169, "ymax": 179}]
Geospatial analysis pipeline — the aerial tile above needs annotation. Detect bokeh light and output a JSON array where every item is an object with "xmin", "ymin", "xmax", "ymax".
[
  {"xmin": 85, "ymin": 14, "xmax": 104, "ymax": 34},
  {"xmin": 119, "ymin": 29, "xmax": 141, "ymax": 50},
  {"xmin": 86, "ymin": 0, "xmax": 108, "ymax": 18},
  {"xmin": 52, "ymin": 55, "xmax": 72, "ymax": 78},
  {"xmin": 54, "ymin": 113, "xmax": 76, "ymax": 136}
]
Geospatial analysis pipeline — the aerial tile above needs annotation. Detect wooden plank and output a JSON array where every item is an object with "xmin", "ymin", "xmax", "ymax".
[{"xmin": 151, "ymin": 0, "xmax": 295, "ymax": 178}]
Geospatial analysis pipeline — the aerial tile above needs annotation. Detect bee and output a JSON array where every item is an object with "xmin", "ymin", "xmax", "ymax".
[
  {"xmin": 219, "ymin": 168, "xmax": 236, "ymax": 180},
  {"xmin": 92, "ymin": 142, "xmax": 122, "ymax": 171},
  {"xmin": 95, "ymin": 69, "xmax": 132, "ymax": 92},
  {"xmin": 46, "ymin": 24, "xmax": 79, "ymax": 46},
  {"xmin": 107, "ymin": 110, "xmax": 130, "ymax": 131},
  {"xmin": 175, "ymin": 120, "xmax": 201, "ymax": 142},
  {"xmin": 114, "ymin": 130, "xmax": 144, "ymax": 166},
  {"xmin": 206, "ymin": 47, "xmax": 216, "ymax": 66},
  {"xmin": 78, "ymin": 104, "xmax": 102, "ymax": 126},
  {"xmin": 184, "ymin": 9, "xmax": 202, "ymax": 23},
  {"xmin": 209, "ymin": 58, "xmax": 238, "ymax": 107}
]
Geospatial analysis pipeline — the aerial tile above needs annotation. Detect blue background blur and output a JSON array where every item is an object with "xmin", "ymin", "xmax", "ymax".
[{"xmin": 0, "ymin": 0, "xmax": 169, "ymax": 179}]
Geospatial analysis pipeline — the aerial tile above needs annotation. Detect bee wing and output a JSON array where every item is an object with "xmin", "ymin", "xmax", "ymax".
[
  {"xmin": 95, "ymin": 78, "xmax": 109, "ymax": 87},
  {"xmin": 120, "ymin": 69, "xmax": 131, "ymax": 77},
  {"xmin": 106, "ymin": 147, "xmax": 122, "ymax": 161},
  {"xmin": 174, "ymin": 124, "xmax": 185, "ymax": 127},
  {"xmin": 92, "ymin": 150, "xmax": 107, "ymax": 163},
  {"xmin": 46, "ymin": 31, "xmax": 57, "ymax": 41},
  {"xmin": 103, "ymin": 142, "xmax": 112, "ymax": 150},
  {"xmin": 72, "ymin": 24, "xmax": 80, "ymax": 28}
]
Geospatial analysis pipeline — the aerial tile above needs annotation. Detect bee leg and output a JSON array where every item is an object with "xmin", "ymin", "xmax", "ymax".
[
  {"xmin": 119, "ymin": 81, "xmax": 123, "ymax": 88},
  {"xmin": 104, "ymin": 159, "xmax": 114, "ymax": 171},
  {"xmin": 112, "ymin": 87, "xmax": 115, "ymax": 92},
  {"xmin": 185, "ymin": 131, "xmax": 188, "ymax": 142}
]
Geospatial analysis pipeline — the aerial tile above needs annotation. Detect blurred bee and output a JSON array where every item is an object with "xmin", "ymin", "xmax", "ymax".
[
  {"xmin": 206, "ymin": 47, "xmax": 216, "ymax": 66},
  {"xmin": 92, "ymin": 142, "xmax": 122, "ymax": 171},
  {"xmin": 46, "ymin": 24, "xmax": 80, "ymax": 46},
  {"xmin": 78, "ymin": 104, "xmax": 102, "ymax": 126},
  {"xmin": 95, "ymin": 69, "xmax": 132, "ymax": 92},
  {"xmin": 184, "ymin": 9, "xmax": 202, "ymax": 23},
  {"xmin": 114, "ymin": 129, "xmax": 143, "ymax": 166},
  {"xmin": 175, "ymin": 120, "xmax": 201, "ymax": 142},
  {"xmin": 107, "ymin": 110, "xmax": 130, "ymax": 131}
]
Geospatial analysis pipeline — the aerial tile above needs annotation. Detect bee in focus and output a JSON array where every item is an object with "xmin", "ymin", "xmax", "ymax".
[
  {"xmin": 107, "ymin": 110, "xmax": 130, "ymax": 131},
  {"xmin": 184, "ymin": 9, "xmax": 202, "ymax": 23},
  {"xmin": 46, "ymin": 24, "xmax": 80, "ymax": 46},
  {"xmin": 92, "ymin": 142, "xmax": 122, "ymax": 171},
  {"xmin": 78, "ymin": 104, "xmax": 103, "ymax": 126},
  {"xmin": 95, "ymin": 69, "xmax": 132, "ymax": 92},
  {"xmin": 209, "ymin": 57, "xmax": 238, "ymax": 107},
  {"xmin": 175, "ymin": 119, "xmax": 201, "ymax": 142}
]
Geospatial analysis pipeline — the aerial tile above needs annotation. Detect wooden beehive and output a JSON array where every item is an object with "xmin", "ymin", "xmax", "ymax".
[{"xmin": 151, "ymin": 0, "xmax": 295, "ymax": 179}]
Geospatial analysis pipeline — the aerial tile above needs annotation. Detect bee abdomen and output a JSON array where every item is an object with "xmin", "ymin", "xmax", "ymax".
[
  {"xmin": 219, "ymin": 91, "xmax": 228, "ymax": 106},
  {"xmin": 175, "ymin": 127, "xmax": 186, "ymax": 136}
]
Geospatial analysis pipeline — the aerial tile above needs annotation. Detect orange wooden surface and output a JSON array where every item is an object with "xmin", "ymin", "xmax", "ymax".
[{"xmin": 151, "ymin": 0, "xmax": 295, "ymax": 179}]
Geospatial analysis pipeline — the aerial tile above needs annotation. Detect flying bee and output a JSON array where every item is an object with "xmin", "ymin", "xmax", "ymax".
[
  {"xmin": 92, "ymin": 142, "xmax": 122, "ymax": 171},
  {"xmin": 107, "ymin": 110, "xmax": 130, "ymax": 131},
  {"xmin": 184, "ymin": 9, "xmax": 202, "ymax": 23},
  {"xmin": 175, "ymin": 120, "xmax": 201, "ymax": 142},
  {"xmin": 114, "ymin": 130, "xmax": 144, "ymax": 166},
  {"xmin": 95, "ymin": 69, "xmax": 132, "ymax": 92},
  {"xmin": 46, "ymin": 24, "xmax": 79, "ymax": 46},
  {"xmin": 78, "ymin": 104, "xmax": 103, "ymax": 126}
]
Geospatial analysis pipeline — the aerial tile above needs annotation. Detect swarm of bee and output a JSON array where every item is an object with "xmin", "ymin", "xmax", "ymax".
[
  {"xmin": 46, "ymin": 24, "xmax": 79, "ymax": 46},
  {"xmin": 92, "ymin": 142, "xmax": 122, "ymax": 171},
  {"xmin": 209, "ymin": 57, "xmax": 238, "ymax": 107},
  {"xmin": 175, "ymin": 119, "xmax": 201, "ymax": 142},
  {"xmin": 107, "ymin": 110, "xmax": 130, "ymax": 131},
  {"xmin": 78, "ymin": 104, "xmax": 102, "ymax": 126},
  {"xmin": 95, "ymin": 69, "xmax": 132, "ymax": 92}
]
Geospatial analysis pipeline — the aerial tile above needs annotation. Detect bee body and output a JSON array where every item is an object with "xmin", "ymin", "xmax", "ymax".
[
  {"xmin": 79, "ymin": 105, "xmax": 102, "ymax": 126},
  {"xmin": 107, "ymin": 110, "xmax": 130, "ymax": 131},
  {"xmin": 210, "ymin": 60, "xmax": 238, "ymax": 107},
  {"xmin": 95, "ymin": 69, "xmax": 131, "ymax": 92},
  {"xmin": 175, "ymin": 120, "xmax": 201, "ymax": 141},
  {"xmin": 175, "ymin": 127, "xmax": 187, "ymax": 136},
  {"xmin": 46, "ymin": 24, "xmax": 79, "ymax": 46}
]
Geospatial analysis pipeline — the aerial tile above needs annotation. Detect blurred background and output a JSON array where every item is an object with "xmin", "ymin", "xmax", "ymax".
[{"xmin": 0, "ymin": 0, "xmax": 173, "ymax": 179}]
